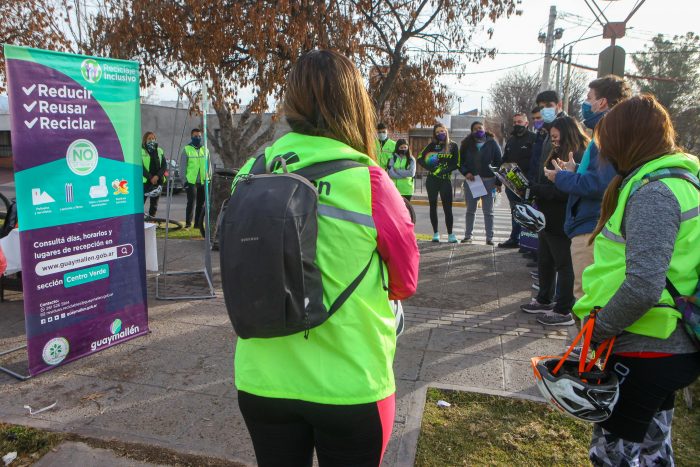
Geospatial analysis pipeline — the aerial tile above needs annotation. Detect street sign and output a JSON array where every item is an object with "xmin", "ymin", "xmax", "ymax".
[{"xmin": 598, "ymin": 45, "xmax": 626, "ymax": 77}]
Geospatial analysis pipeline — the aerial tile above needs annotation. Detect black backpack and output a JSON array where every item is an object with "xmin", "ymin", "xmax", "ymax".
[{"xmin": 220, "ymin": 154, "xmax": 375, "ymax": 339}]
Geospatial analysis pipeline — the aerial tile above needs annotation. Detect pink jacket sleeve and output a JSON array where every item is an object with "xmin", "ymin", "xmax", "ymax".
[{"xmin": 369, "ymin": 166, "xmax": 419, "ymax": 300}]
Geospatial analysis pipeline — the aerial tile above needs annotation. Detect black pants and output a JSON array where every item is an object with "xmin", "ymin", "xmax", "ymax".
[
  {"xmin": 426, "ymin": 176, "xmax": 453, "ymax": 234},
  {"xmin": 536, "ymin": 230, "xmax": 574, "ymax": 313},
  {"xmin": 185, "ymin": 182, "xmax": 205, "ymax": 227},
  {"xmin": 238, "ymin": 391, "xmax": 394, "ymax": 467},
  {"xmin": 143, "ymin": 184, "xmax": 159, "ymax": 217},
  {"xmin": 601, "ymin": 353, "xmax": 700, "ymax": 442},
  {"xmin": 505, "ymin": 188, "xmax": 522, "ymax": 242}
]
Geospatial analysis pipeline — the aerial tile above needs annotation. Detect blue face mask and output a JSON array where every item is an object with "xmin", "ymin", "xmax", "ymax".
[
  {"xmin": 581, "ymin": 101, "xmax": 595, "ymax": 121},
  {"xmin": 541, "ymin": 107, "xmax": 557, "ymax": 123},
  {"xmin": 191, "ymin": 136, "xmax": 202, "ymax": 146},
  {"xmin": 436, "ymin": 133, "xmax": 446, "ymax": 142},
  {"xmin": 533, "ymin": 120, "xmax": 545, "ymax": 130}
]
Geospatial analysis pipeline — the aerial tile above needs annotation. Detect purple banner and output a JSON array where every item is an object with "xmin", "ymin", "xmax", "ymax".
[{"xmin": 5, "ymin": 46, "xmax": 147, "ymax": 376}]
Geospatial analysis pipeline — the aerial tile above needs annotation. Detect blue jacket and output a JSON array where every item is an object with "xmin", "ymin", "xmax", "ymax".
[{"xmin": 554, "ymin": 111, "xmax": 616, "ymax": 238}]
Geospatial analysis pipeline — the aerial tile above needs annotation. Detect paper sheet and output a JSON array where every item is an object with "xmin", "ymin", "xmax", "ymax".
[{"xmin": 466, "ymin": 175, "xmax": 488, "ymax": 198}]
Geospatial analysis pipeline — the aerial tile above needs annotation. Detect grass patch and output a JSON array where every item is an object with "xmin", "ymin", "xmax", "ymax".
[
  {"xmin": 0, "ymin": 423, "xmax": 64, "ymax": 465},
  {"xmin": 155, "ymin": 227, "xmax": 203, "ymax": 239},
  {"xmin": 416, "ymin": 383, "xmax": 700, "ymax": 466},
  {"xmin": 416, "ymin": 234, "xmax": 433, "ymax": 241}
]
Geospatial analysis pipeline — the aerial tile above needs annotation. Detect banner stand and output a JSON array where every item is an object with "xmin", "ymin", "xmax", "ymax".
[
  {"xmin": 155, "ymin": 80, "xmax": 215, "ymax": 301},
  {"xmin": 0, "ymin": 345, "xmax": 31, "ymax": 381}
]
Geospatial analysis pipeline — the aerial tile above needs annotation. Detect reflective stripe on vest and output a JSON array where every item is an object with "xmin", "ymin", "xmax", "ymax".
[
  {"xmin": 574, "ymin": 152, "xmax": 700, "ymax": 339},
  {"xmin": 232, "ymin": 132, "xmax": 396, "ymax": 405},
  {"xmin": 184, "ymin": 145, "xmax": 209, "ymax": 184},
  {"xmin": 142, "ymin": 147, "xmax": 165, "ymax": 184}
]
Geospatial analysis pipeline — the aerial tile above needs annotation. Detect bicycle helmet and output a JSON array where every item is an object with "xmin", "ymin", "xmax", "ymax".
[
  {"xmin": 531, "ymin": 356, "xmax": 619, "ymax": 423},
  {"xmin": 532, "ymin": 308, "xmax": 619, "ymax": 423},
  {"xmin": 144, "ymin": 185, "xmax": 162, "ymax": 198},
  {"xmin": 514, "ymin": 203, "xmax": 545, "ymax": 232}
]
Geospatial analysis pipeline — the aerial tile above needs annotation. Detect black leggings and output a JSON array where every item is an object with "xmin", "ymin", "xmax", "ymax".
[
  {"xmin": 601, "ymin": 352, "xmax": 700, "ymax": 442},
  {"xmin": 238, "ymin": 391, "xmax": 394, "ymax": 467},
  {"xmin": 426, "ymin": 176, "xmax": 453, "ymax": 234}
]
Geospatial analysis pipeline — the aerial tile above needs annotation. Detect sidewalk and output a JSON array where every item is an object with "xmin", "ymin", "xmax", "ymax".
[{"xmin": 0, "ymin": 239, "xmax": 572, "ymax": 466}]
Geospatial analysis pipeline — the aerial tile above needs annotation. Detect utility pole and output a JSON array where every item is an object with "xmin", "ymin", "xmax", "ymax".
[
  {"xmin": 563, "ymin": 46, "xmax": 574, "ymax": 113},
  {"xmin": 540, "ymin": 5, "xmax": 557, "ymax": 92}
]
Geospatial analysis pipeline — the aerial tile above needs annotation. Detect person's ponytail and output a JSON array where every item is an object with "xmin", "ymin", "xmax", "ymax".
[{"xmin": 589, "ymin": 175, "xmax": 623, "ymax": 245}]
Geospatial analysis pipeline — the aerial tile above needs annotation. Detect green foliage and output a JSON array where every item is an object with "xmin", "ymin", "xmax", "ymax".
[
  {"xmin": 632, "ymin": 33, "xmax": 700, "ymax": 150},
  {"xmin": 0, "ymin": 423, "xmax": 64, "ymax": 464}
]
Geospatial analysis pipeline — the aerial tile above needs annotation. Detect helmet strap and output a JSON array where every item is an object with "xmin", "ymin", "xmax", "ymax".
[{"xmin": 552, "ymin": 307, "xmax": 616, "ymax": 380}]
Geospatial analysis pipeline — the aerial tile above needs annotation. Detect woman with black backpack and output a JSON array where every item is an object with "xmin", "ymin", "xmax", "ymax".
[{"xmin": 225, "ymin": 50, "xmax": 419, "ymax": 467}]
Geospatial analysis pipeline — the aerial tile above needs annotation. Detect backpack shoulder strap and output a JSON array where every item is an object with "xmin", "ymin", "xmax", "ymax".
[
  {"xmin": 293, "ymin": 159, "xmax": 365, "ymax": 181},
  {"xmin": 249, "ymin": 154, "xmax": 268, "ymax": 175},
  {"xmin": 629, "ymin": 168, "xmax": 700, "ymax": 197}
]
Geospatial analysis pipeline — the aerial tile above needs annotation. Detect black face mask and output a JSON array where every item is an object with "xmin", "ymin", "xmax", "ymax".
[
  {"xmin": 513, "ymin": 125, "xmax": 527, "ymax": 136},
  {"xmin": 396, "ymin": 149, "xmax": 407, "ymax": 156}
]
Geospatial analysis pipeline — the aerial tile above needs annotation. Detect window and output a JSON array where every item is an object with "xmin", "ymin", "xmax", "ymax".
[{"xmin": 0, "ymin": 131, "xmax": 11, "ymax": 158}]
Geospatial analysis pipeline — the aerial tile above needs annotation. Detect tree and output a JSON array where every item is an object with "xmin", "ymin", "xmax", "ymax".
[
  {"xmin": 94, "ymin": 0, "xmax": 358, "ymax": 168},
  {"xmin": 351, "ymin": 0, "xmax": 520, "ymax": 130},
  {"xmin": 488, "ymin": 69, "xmax": 541, "ymax": 128},
  {"xmin": 0, "ymin": 0, "xmax": 71, "ymax": 91},
  {"xmin": 631, "ymin": 32, "xmax": 700, "ymax": 150}
]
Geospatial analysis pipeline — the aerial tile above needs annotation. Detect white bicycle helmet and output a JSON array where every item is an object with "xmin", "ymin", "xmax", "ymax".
[
  {"xmin": 532, "ymin": 356, "xmax": 619, "ymax": 423},
  {"xmin": 514, "ymin": 203, "xmax": 546, "ymax": 232},
  {"xmin": 144, "ymin": 185, "xmax": 162, "ymax": 198}
]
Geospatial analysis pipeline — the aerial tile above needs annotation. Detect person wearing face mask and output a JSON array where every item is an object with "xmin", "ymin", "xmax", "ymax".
[
  {"xmin": 544, "ymin": 76, "xmax": 632, "ymax": 301},
  {"xmin": 376, "ymin": 123, "xmax": 396, "ymax": 171},
  {"xmin": 180, "ymin": 128, "xmax": 210, "ymax": 229},
  {"xmin": 387, "ymin": 138, "xmax": 416, "ymax": 201},
  {"xmin": 142, "ymin": 131, "xmax": 167, "ymax": 217},
  {"xmin": 529, "ymin": 92, "xmax": 567, "ymax": 185},
  {"xmin": 499, "ymin": 112, "xmax": 537, "ymax": 248},
  {"xmin": 417, "ymin": 124, "xmax": 460, "ymax": 242},
  {"xmin": 459, "ymin": 121, "xmax": 503, "ymax": 245}
]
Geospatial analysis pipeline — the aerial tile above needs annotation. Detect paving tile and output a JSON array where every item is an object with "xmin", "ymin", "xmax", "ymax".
[
  {"xmin": 419, "ymin": 351, "xmax": 503, "ymax": 390},
  {"xmin": 426, "ymin": 328, "xmax": 502, "ymax": 357}
]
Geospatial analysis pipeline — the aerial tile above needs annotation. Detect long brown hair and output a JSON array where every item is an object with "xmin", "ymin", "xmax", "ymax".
[
  {"xmin": 589, "ymin": 94, "xmax": 678, "ymax": 243},
  {"xmin": 546, "ymin": 116, "xmax": 589, "ymax": 167},
  {"xmin": 283, "ymin": 50, "xmax": 377, "ymax": 161}
]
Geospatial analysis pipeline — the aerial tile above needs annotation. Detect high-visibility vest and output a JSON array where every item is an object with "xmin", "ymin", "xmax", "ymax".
[
  {"xmin": 389, "ymin": 154, "xmax": 415, "ymax": 196},
  {"xmin": 183, "ymin": 144, "xmax": 209, "ymax": 184},
  {"xmin": 376, "ymin": 138, "xmax": 396, "ymax": 170},
  {"xmin": 141, "ymin": 147, "xmax": 165, "ymax": 184},
  {"xmin": 574, "ymin": 152, "xmax": 700, "ymax": 338},
  {"xmin": 232, "ymin": 132, "xmax": 397, "ymax": 405}
]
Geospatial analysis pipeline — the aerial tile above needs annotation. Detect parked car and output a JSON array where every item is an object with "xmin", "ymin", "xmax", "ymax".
[{"xmin": 165, "ymin": 159, "xmax": 184, "ymax": 194}]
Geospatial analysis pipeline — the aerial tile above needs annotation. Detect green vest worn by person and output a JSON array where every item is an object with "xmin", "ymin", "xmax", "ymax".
[
  {"xmin": 183, "ymin": 144, "xmax": 210, "ymax": 184},
  {"xmin": 376, "ymin": 138, "xmax": 396, "ymax": 170},
  {"xmin": 574, "ymin": 153, "xmax": 700, "ymax": 339},
  {"xmin": 390, "ymin": 154, "xmax": 415, "ymax": 196},
  {"xmin": 141, "ymin": 147, "xmax": 165, "ymax": 184},
  {"xmin": 232, "ymin": 132, "xmax": 396, "ymax": 405}
]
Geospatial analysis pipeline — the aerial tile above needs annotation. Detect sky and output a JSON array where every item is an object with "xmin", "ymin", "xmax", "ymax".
[{"xmin": 439, "ymin": 0, "xmax": 700, "ymax": 114}]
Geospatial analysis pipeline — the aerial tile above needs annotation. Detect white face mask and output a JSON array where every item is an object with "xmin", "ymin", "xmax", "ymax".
[{"xmin": 378, "ymin": 132, "xmax": 388, "ymax": 141}]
